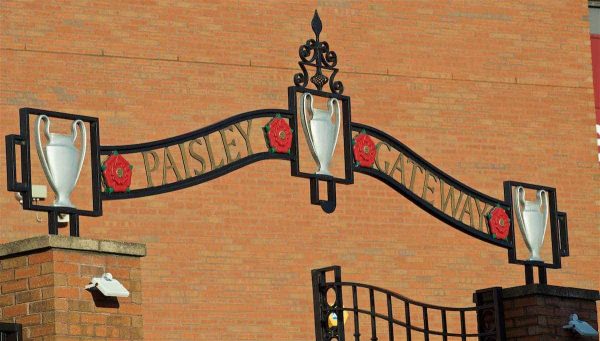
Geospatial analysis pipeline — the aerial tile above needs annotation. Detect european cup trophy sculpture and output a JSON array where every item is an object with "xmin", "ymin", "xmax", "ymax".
[
  {"xmin": 514, "ymin": 186, "xmax": 549, "ymax": 262},
  {"xmin": 300, "ymin": 93, "xmax": 341, "ymax": 176},
  {"xmin": 35, "ymin": 115, "xmax": 87, "ymax": 208}
]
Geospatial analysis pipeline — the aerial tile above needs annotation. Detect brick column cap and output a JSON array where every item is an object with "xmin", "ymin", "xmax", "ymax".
[
  {"xmin": 0, "ymin": 235, "xmax": 146, "ymax": 259},
  {"xmin": 503, "ymin": 284, "xmax": 599, "ymax": 301}
]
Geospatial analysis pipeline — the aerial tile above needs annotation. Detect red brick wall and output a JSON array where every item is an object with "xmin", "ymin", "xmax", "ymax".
[
  {"xmin": 0, "ymin": 248, "xmax": 142, "ymax": 340},
  {"xmin": 592, "ymin": 33, "xmax": 600, "ymax": 161},
  {"xmin": 503, "ymin": 293, "xmax": 598, "ymax": 340},
  {"xmin": 0, "ymin": 1, "xmax": 598, "ymax": 340}
]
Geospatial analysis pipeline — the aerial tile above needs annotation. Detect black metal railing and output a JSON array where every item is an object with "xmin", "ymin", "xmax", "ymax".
[
  {"xmin": 0, "ymin": 323, "xmax": 22, "ymax": 341},
  {"xmin": 312, "ymin": 266, "xmax": 506, "ymax": 341}
]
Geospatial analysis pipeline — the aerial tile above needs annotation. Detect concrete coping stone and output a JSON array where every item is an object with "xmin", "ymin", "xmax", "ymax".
[
  {"xmin": 0, "ymin": 235, "xmax": 146, "ymax": 258},
  {"xmin": 503, "ymin": 284, "xmax": 600, "ymax": 301}
]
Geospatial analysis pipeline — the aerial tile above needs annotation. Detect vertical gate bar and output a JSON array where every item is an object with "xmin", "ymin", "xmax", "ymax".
[
  {"xmin": 15, "ymin": 323, "xmax": 22, "ymax": 341},
  {"xmin": 386, "ymin": 294, "xmax": 394, "ymax": 341},
  {"xmin": 48, "ymin": 211, "xmax": 58, "ymax": 235},
  {"xmin": 19, "ymin": 111, "xmax": 31, "ymax": 203},
  {"xmin": 474, "ymin": 288, "xmax": 484, "ymax": 340},
  {"xmin": 312, "ymin": 269, "xmax": 326, "ymax": 341},
  {"xmin": 524, "ymin": 265, "xmax": 534, "ymax": 285},
  {"xmin": 474, "ymin": 287, "xmax": 505, "ymax": 340},
  {"xmin": 492, "ymin": 287, "xmax": 506, "ymax": 341},
  {"xmin": 326, "ymin": 180, "xmax": 336, "ymax": 206},
  {"xmin": 404, "ymin": 301, "xmax": 411, "ymax": 341},
  {"xmin": 538, "ymin": 267, "xmax": 547, "ymax": 285},
  {"xmin": 423, "ymin": 307, "xmax": 429, "ymax": 341},
  {"xmin": 369, "ymin": 288, "xmax": 377, "ymax": 341},
  {"xmin": 333, "ymin": 267, "xmax": 346, "ymax": 341},
  {"xmin": 0, "ymin": 323, "xmax": 22, "ymax": 341},
  {"xmin": 69, "ymin": 214, "xmax": 79, "ymax": 237},
  {"xmin": 352, "ymin": 285, "xmax": 360, "ymax": 341},
  {"xmin": 310, "ymin": 178, "xmax": 319, "ymax": 205},
  {"xmin": 441, "ymin": 309, "xmax": 447, "ymax": 341},
  {"xmin": 460, "ymin": 310, "xmax": 466, "ymax": 341},
  {"xmin": 89, "ymin": 120, "xmax": 102, "ymax": 216}
]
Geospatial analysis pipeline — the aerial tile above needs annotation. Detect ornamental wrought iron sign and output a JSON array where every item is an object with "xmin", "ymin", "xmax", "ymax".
[{"xmin": 5, "ymin": 11, "xmax": 569, "ymax": 285}]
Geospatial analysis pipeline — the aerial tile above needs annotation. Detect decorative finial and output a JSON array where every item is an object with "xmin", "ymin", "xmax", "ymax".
[
  {"xmin": 293, "ymin": 10, "xmax": 344, "ymax": 94},
  {"xmin": 311, "ymin": 10, "xmax": 322, "ymax": 40}
]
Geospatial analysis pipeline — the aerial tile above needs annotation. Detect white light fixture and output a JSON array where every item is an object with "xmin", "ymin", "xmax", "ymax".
[
  {"xmin": 85, "ymin": 273, "xmax": 130, "ymax": 298},
  {"xmin": 563, "ymin": 314, "xmax": 598, "ymax": 337},
  {"xmin": 15, "ymin": 184, "xmax": 47, "ymax": 204},
  {"xmin": 15, "ymin": 185, "xmax": 48, "ymax": 223},
  {"xmin": 31, "ymin": 184, "xmax": 47, "ymax": 200}
]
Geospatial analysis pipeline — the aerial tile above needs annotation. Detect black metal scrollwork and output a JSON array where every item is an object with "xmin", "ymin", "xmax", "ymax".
[
  {"xmin": 294, "ymin": 11, "xmax": 344, "ymax": 94},
  {"xmin": 313, "ymin": 266, "xmax": 507, "ymax": 341}
]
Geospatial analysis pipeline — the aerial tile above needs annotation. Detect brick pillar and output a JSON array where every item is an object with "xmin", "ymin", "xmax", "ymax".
[
  {"xmin": 502, "ymin": 284, "xmax": 599, "ymax": 340},
  {"xmin": 0, "ymin": 235, "xmax": 145, "ymax": 340}
]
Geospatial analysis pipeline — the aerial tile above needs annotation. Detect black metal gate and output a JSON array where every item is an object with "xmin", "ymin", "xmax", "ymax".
[
  {"xmin": 312, "ymin": 266, "xmax": 506, "ymax": 341},
  {"xmin": 0, "ymin": 323, "xmax": 22, "ymax": 341}
]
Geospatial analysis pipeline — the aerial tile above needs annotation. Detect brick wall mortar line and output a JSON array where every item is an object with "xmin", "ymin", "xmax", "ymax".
[{"xmin": 1, "ymin": 47, "xmax": 592, "ymax": 91}]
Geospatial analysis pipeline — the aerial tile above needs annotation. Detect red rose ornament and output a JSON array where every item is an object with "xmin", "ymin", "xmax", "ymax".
[
  {"xmin": 102, "ymin": 154, "xmax": 132, "ymax": 193},
  {"xmin": 487, "ymin": 207, "xmax": 510, "ymax": 240},
  {"xmin": 266, "ymin": 118, "xmax": 293, "ymax": 153},
  {"xmin": 353, "ymin": 134, "xmax": 376, "ymax": 167}
]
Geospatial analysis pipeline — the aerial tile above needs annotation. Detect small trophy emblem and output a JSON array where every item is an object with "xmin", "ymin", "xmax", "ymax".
[
  {"xmin": 300, "ymin": 93, "xmax": 341, "ymax": 176},
  {"xmin": 514, "ymin": 186, "xmax": 549, "ymax": 261},
  {"xmin": 34, "ymin": 115, "xmax": 87, "ymax": 208}
]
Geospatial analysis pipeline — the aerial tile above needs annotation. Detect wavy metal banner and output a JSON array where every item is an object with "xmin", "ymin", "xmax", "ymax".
[
  {"xmin": 351, "ymin": 123, "xmax": 511, "ymax": 248},
  {"xmin": 99, "ymin": 109, "xmax": 292, "ymax": 200}
]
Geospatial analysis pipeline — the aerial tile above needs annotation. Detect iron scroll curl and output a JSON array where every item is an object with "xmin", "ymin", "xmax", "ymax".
[{"xmin": 294, "ymin": 10, "xmax": 344, "ymax": 94}]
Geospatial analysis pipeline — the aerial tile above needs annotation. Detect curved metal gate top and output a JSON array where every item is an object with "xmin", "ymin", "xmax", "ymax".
[{"xmin": 312, "ymin": 266, "xmax": 506, "ymax": 341}]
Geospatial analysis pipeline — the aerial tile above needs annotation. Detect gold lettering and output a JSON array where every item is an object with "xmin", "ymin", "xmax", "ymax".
[
  {"xmin": 203, "ymin": 135, "xmax": 225, "ymax": 170},
  {"xmin": 142, "ymin": 150, "xmax": 159, "ymax": 188},
  {"xmin": 389, "ymin": 153, "xmax": 406, "ymax": 185},
  {"xmin": 188, "ymin": 138, "xmax": 207, "ymax": 176},
  {"xmin": 475, "ymin": 199, "xmax": 492, "ymax": 232},
  {"xmin": 458, "ymin": 195, "xmax": 474, "ymax": 227},
  {"xmin": 162, "ymin": 147, "xmax": 183, "ymax": 185},
  {"xmin": 375, "ymin": 142, "xmax": 392, "ymax": 174},
  {"xmin": 421, "ymin": 170, "xmax": 438, "ymax": 205},
  {"xmin": 178, "ymin": 143, "xmax": 191, "ymax": 179},
  {"xmin": 219, "ymin": 126, "xmax": 241, "ymax": 163},
  {"xmin": 440, "ymin": 179, "xmax": 464, "ymax": 218},
  {"xmin": 407, "ymin": 158, "xmax": 424, "ymax": 192},
  {"xmin": 234, "ymin": 120, "xmax": 253, "ymax": 155}
]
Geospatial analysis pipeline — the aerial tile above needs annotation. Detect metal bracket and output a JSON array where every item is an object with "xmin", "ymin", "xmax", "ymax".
[
  {"xmin": 5, "ymin": 134, "xmax": 27, "ymax": 192},
  {"xmin": 310, "ymin": 178, "xmax": 336, "ymax": 213}
]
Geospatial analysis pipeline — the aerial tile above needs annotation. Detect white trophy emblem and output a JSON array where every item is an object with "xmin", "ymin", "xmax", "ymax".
[
  {"xmin": 300, "ymin": 93, "xmax": 341, "ymax": 176},
  {"xmin": 514, "ymin": 186, "xmax": 549, "ymax": 262},
  {"xmin": 35, "ymin": 115, "xmax": 87, "ymax": 208}
]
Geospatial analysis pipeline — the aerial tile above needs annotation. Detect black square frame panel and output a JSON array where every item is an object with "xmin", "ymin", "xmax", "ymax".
[
  {"xmin": 6, "ymin": 108, "xmax": 102, "ymax": 218},
  {"xmin": 288, "ymin": 86, "xmax": 354, "ymax": 185},
  {"xmin": 503, "ymin": 180, "xmax": 565, "ymax": 269}
]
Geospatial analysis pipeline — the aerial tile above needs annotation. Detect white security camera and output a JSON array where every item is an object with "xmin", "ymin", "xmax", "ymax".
[{"xmin": 563, "ymin": 314, "xmax": 599, "ymax": 337}]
